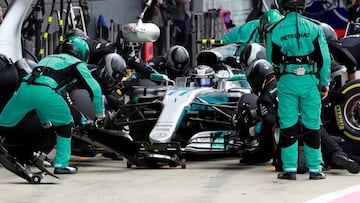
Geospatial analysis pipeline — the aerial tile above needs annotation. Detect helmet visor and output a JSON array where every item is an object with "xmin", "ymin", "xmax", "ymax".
[{"xmin": 195, "ymin": 78, "xmax": 211, "ymax": 87}]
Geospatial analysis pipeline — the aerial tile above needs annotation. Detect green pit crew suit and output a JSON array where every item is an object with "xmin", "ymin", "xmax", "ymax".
[
  {"xmin": 220, "ymin": 9, "xmax": 283, "ymax": 67},
  {"xmin": 265, "ymin": 12, "xmax": 331, "ymax": 174},
  {"xmin": 220, "ymin": 19, "xmax": 260, "ymax": 59},
  {"xmin": 0, "ymin": 53, "xmax": 104, "ymax": 170},
  {"xmin": 219, "ymin": 20, "xmax": 260, "ymax": 88},
  {"xmin": 220, "ymin": 19, "xmax": 260, "ymax": 44},
  {"xmin": 220, "ymin": 8, "xmax": 283, "ymax": 45}
]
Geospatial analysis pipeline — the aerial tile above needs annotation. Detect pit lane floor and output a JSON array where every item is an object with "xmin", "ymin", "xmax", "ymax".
[{"xmin": 0, "ymin": 153, "xmax": 359, "ymax": 203}]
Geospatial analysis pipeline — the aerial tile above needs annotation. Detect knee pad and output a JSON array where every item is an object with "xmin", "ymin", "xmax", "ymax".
[
  {"xmin": 302, "ymin": 127, "xmax": 320, "ymax": 149},
  {"xmin": 279, "ymin": 124, "xmax": 298, "ymax": 148},
  {"xmin": 54, "ymin": 123, "xmax": 73, "ymax": 138}
]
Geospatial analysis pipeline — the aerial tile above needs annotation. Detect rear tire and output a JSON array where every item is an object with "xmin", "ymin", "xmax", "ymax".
[{"xmin": 334, "ymin": 80, "xmax": 360, "ymax": 142}]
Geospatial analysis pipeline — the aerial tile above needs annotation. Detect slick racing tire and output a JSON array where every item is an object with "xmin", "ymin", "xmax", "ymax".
[{"xmin": 334, "ymin": 79, "xmax": 360, "ymax": 142}]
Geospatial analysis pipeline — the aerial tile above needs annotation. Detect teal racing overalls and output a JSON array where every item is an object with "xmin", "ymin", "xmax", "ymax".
[
  {"xmin": 220, "ymin": 19, "xmax": 260, "ymax": 57},
  {"xmin": 266, "ymin": 12, "xmax": 331, "ymax": 173},
  {"xmin": 220, "ymin": 20, "xmax": 260, "ymax": 88},
  {"xmin": 0, "ymin": 53, "xmax": 105, "ymax": 168},
  {"xmin": 220, "ymin": 19, "xmax": 260, "ymax": 44}
]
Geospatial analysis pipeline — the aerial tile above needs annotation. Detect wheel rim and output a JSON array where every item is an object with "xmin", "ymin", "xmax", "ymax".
[
  {"xmin": 343, "ymin": 93, "xmax": 360, "ymax": 131},
  {"xmin": 31, "ymin": 175, "xmax": 41, "ymax": 183}
]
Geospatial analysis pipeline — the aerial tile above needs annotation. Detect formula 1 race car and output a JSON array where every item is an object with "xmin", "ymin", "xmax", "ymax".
[{"xmin": 105, "ymin": 44, "xmax": 255, "ymax": 167}]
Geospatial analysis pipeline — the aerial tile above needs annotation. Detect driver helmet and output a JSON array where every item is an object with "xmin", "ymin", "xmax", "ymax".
[
  {"xmin": 98, "ymin": 53, "xmax": 127, "ymax": 88},
  {"xmin": 258, "ymin": 9, "xmax": 283, "ymax": 42},
  {"xmin": 190, "ymin": 65, "xmax": 216, "ymax": 87},
  {"xmin": 246, "ymin": 59, "xmax": 275, "ymax": 94},
  {"xmin": 165, "ymin": 45, "xmax": 190, "ymax": 71},
  {"xmin": 60, "ymin": 36, "xmax": 90, "ymax": 62},
  {"xmin": 240, "ymin": 43, "xmax": 266, "ymax": 67}
]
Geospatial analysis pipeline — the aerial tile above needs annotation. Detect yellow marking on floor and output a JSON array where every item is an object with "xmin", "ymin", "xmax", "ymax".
[{"xmin": 70, "ymin": 153, "xmax": 102, "ymax": 162}]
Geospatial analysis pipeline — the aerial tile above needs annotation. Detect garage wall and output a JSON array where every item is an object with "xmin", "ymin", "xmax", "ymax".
[
  {"xmin": 5, "ymin": 0, "xmax": 252, "ymax": 38},
  {"xmin": 2, "ymin": 0, "xmax": 255, "ymax": 58},
  {"xmin": 202, "ymin": 0, "xmax": 252, "ymax": 27},
  {"xmin": 86, "ymin": 0, "xmax": 141, "ymax": 38},
  {"xmin": 1, "ymin": 0, "xmax": 142, "ymax": 39}
]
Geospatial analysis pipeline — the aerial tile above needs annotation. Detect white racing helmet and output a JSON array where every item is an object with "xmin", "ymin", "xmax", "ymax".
[
  {"xmin": 240, "ymin": 43, "xmax": 266, "ymax": 67},
  {"xmin": 190, "ymin": 65, "xmax": 216, "ymax": 87}
]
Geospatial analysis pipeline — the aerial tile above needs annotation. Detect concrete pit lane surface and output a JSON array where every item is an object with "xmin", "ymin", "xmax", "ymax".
[{"xmin": 0, "ymin": 153, "xmax": 360, "ymax": 203}]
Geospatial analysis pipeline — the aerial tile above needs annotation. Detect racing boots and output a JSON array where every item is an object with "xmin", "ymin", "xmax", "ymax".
[
  {"xmin": 332, "ymin": 153, "xmax": 360, "ymax": 174},
  {"xmin": 54, "ymin": 165, "xmax": 78, "ymax": 174},
  {"xmin": 277, "ymin": 172, "xmax": 296, "ymax": 180},
  {"xmin": 309, "ymin": 172, "xmax": 326, "ymax": 180}
]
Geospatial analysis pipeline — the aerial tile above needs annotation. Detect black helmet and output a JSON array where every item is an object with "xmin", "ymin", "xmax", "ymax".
[
  {"xmin": 60, "ymin": 36, "xmax": 90, "ymax": 62},
  {"xmin": 190, "ymin": 65, "xmax": 216, "ymax": 87},
  {"xmin": 240, "ymin": 43, "xmax": 266, "ymax": 67},
  {"xmin": 246, "ymin": 59, "xmax": 275, "ymax": 93},
  {"xmin": 276, "ymin": 0, "xmax": 305, "ymax": 12},
  {"xmin": 64, "ymin": 28, "xmax": 89, "ymax": 40},
  {"xmin": 165, "ymin": 45, "xmax": 190, "ymax": 71},
  {"xmin": 320, "ymin": 23, "xmax": 338, "ymax": 42},
  {"xmin": 98, "ymin": 53, "xmax": 127, "ymax": 88}
]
